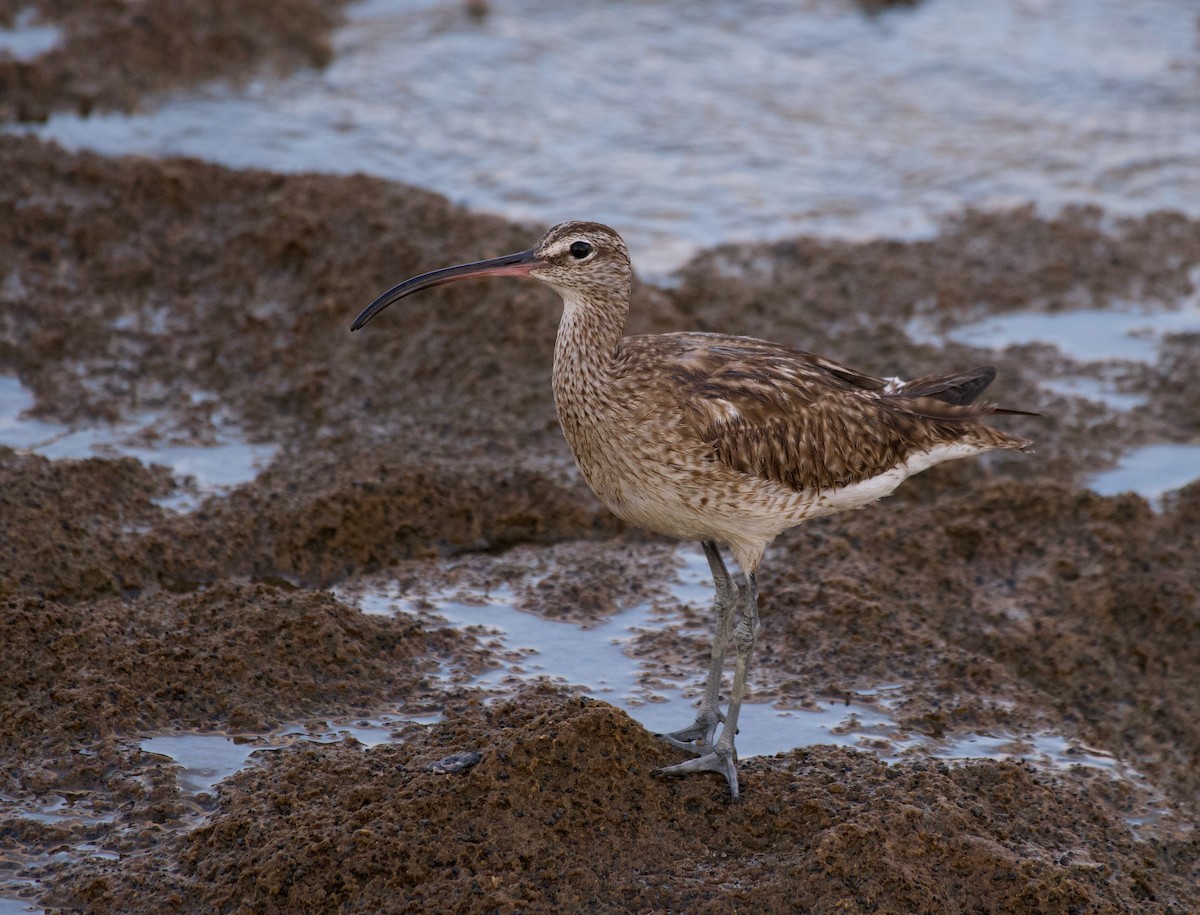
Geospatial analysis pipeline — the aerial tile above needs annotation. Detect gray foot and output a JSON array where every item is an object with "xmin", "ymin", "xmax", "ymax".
[
  {"xmin": 655, "ymin": 710, "xmax": 724, "ymax": 753},
  {"xmin": 655, "ymin": 747, "xmax": 740, "ymax": 799}
]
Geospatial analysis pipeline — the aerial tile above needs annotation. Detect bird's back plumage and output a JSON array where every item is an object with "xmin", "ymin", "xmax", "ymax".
[{"xmin": 609, "ymin": 332, "xmax": 1030, "ymax": 498}]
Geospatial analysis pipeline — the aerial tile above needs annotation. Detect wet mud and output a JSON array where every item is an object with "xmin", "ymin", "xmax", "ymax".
[
  {"xmin": 36, "ymin": 691, "xmax": 1200, "ymax": 914},
  {"xmin": 0, "ymin": 0, "xmax": 350, "ymax": 123},
  {"xmin": 1, "ymin": 7, "xmax": 1199, "ymax": 908}
]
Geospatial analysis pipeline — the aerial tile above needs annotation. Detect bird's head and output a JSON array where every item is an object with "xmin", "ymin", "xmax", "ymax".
[{"xmin": 351, "ymin": 220, "xmax": 632, "ymax": 331}]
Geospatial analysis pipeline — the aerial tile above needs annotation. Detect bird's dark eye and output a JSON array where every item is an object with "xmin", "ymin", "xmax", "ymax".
[{"xmin": 569, "ymin": 240, "xmax": 592, "ymax": 259}]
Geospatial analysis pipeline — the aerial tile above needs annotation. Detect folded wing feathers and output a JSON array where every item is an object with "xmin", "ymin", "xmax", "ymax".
[{"xmin": 667, "ymin": 341, "xmax": 1031, "ymax": 492}]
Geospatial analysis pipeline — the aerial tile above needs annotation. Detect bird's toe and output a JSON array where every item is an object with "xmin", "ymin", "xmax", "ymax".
[
  {"xmin": 654, "ymin": 747, "xmax": 740, "ymax": 799},
  {"xmin": 655, "ymin": 712, "xmax": 724, "ymax": 753}
]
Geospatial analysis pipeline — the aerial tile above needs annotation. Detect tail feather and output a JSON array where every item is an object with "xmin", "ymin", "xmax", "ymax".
[
  {"xmin": 899, "ymin": 366, "xmax": 996, "ymax": 405},
  {"xmin": 989, "ymin": 406, "xmax": 1041, "ymax": 417},
  {"xmin": 891, "ymin": 365, "xmax": 1039, "ymax": 419}
]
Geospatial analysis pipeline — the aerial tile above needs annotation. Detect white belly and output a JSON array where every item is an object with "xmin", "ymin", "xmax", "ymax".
[{"xmin": 581, "ymin": 440, "xmax": 994, "ymax": 572}]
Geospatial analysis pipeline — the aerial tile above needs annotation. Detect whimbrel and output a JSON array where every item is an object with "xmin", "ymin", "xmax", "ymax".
[{"xmin": 352, "ymin": 221, "xmax": 1032, "ymax": 799}]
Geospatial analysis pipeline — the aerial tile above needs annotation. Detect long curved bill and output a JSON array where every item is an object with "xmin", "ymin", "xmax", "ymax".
[{"xmin": 351, "ymin": 248, "xmax": 540, "ymax": 331}]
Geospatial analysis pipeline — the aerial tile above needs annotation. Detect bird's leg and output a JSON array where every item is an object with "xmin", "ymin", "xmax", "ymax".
[
  {"xmin": 656, "ymin": 571, "xmax": 759, "ymax": 800},
  {"xmin": 657, "ymin": 541, "xmax": 737, "ymax": 752}
]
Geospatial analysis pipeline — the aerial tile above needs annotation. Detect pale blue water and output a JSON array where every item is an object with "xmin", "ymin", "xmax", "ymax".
[
  {"xmin": 347, "ymin": 546, "xmax": 902, "ymax": 759},
  {"xmin": 139, "ymin": 714, "xmax": 433, "ymax": 796},
  {"xmin": 909, "ymin": 282, "xmax": 1200, "ymax": 501},
  {"xmin": 340, "ymin": 545, "xmax": 1138, "ymax": 774},
  {"xmin": 0, "ymin": 897, "xmax": 41, "ymax": 915},
  {"xmin": 0, "ymin": 9, "xmax": 60, "ymax": 60},
  {"xmin": 10, "ymin": 0, "xmax": 1198, "ymax": 274},
  {"xmin": 941, "ymin": 307, "xmax": 1200, "ymax": 365},
  {"xmin": 1091, "ymin": 444, "xmax": 1200, "ymax": 505},
  {"xmin": 0, "ymin": 376, "xmax": 276, "ymax": 508}
]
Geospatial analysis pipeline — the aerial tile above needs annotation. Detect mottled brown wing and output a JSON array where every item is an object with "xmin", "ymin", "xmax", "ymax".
[
  {"xmin": 663, "ymin": 338, "xmax": 1001, "ymax": 405},
  {"xmin": 636, "ymin": 334, "xmax": 1001, "ymax": 493}
]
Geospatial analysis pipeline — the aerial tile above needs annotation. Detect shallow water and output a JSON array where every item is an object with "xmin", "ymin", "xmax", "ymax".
[
  {"xmin": 911, "ymin": 279, "xmax": 1200, "ymax": 499},
  {"xmin": 0, "ymin": 895, "xmax": 40, "ymax": 915},
  {"xmin": 13, "ymin": 0, "xmax": 1198, "ymax": 275},
  {"xmin": 354, "ymin": 581, "xmax": 900, "ymax": 760},
  {"xmin": 0, "ymin": 536, "xmax": 1154, "ymax": 908},
  {"xmin": 1090, "ymin": 443, "xmax": 1200, "ymax": 505},
  {"xmin": 0, "ymin": 375, "xmax": 276, "ymax": 507},
  {"xmin": 941, "ymin": 306, "xmax": 1200, "ymax": 366},
  {"xmin": 339, "ymin": 545, "xmax": 1137, "ymax": 774},
  {"xmin": 911, "ymin": 265, "xmax": 1200, "ymax": 368},
  {"xmin": 139, "ymin": 714, "xmax": 438, "ymax": 797},
  {"xmin": 1039, "ymin": 377, "xmax": 1147, "ymax": 412},
  {"xmin": 0, "ymin": 9, "xmax": 60, "ymax": 61},
  {"xmin": 0, "ymin": 715, "xmax": 434, "ymax": 914}
]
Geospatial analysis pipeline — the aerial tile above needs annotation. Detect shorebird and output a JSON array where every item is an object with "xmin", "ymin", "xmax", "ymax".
[{"xmin": 352, "ymin": 221, "xmax": 1032, "ymax": 799}]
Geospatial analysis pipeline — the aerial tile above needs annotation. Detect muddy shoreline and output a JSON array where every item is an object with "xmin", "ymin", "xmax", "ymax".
[
  {"xmin": 2, "ymin": 3, "xmax": 1199, "ymax": 911},
  {"xmin": 2, "ymin": 132, "xmax": 1197, "ymax": 913},
  {"xmin": 0, "ymin": 0, "xmax": 351, "ymax": 123}
]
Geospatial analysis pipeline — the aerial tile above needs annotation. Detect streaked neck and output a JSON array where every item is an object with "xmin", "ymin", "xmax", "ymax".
[{"xmin": 551, "ymin": 287, "xmax": 628, "ymax": 411}]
